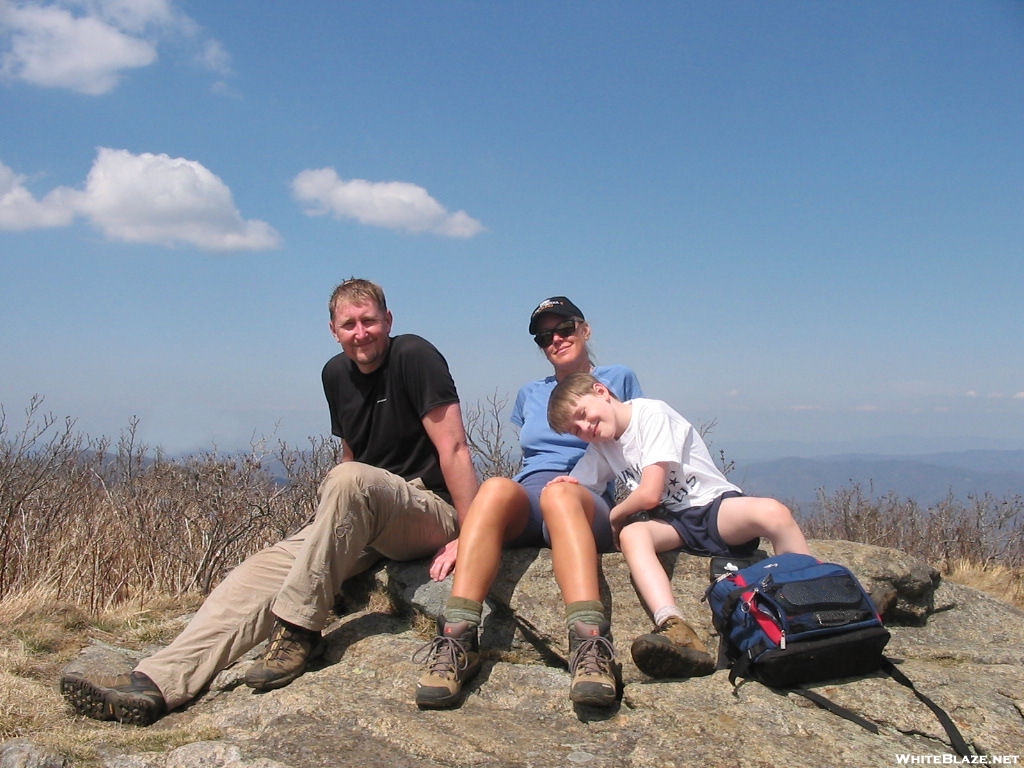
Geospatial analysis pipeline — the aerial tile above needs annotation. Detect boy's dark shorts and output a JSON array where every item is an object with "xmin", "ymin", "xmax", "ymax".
[{"xmin": 631, "ymin": 490, "xmax": 759, "ymax": 557}]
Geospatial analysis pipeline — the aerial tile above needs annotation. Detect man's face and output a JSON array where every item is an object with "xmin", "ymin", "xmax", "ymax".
[{"xmin": 330, "ymin": 299, "xmax": 393, "ymax": 373}]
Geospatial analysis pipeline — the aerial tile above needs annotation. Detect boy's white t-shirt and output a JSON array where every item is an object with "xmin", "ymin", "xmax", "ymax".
[{"xmin": 570, "ymin": 398, "xmax": 742, "ymax": 511}]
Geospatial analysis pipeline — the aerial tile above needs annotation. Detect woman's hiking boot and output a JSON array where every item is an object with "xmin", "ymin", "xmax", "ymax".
[
  {"xmin": 630, "ymin": 616, "xmax": 716, "ymax": 679},
  {"xmin": 60, "ymin": 670, "xmax": 167, "ymax": 725},
  {"xmin": 567, "ymin": 620, "xmax": 619, "ymax": 707},
  {"xmin": 413, "ymin": 619, "xmax": 481, "ymax": 708},
  {"xmin": 244, "ymin": 619, "xmax": 320, "ymax": 690}
]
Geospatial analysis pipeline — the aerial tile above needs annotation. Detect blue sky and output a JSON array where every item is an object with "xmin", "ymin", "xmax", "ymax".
[{"xmin": 2, "ymin": 1, "xmax": 1022, "ymax": 460}]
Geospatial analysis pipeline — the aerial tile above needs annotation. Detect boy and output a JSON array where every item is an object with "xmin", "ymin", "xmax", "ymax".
[{"xmin": 545, "ymin": 372, "xmax": 810, "ymax": 679}]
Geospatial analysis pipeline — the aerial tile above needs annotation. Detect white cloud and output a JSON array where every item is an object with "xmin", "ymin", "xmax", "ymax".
[
  {"xmin": 0, "ymin": 0, "xmax": 230, "ymax": 94},
  {"xmin": 195, "ymin": 36, "xmax": 230, "ymax": 77},
  {"xmin": 0, "ymin": 159, "xmax": 76, "ymax": 228},
  {"xmin": 88, "ymin": 0, "xmax": 175, "ymax": 34},
  {"xmin": 0, "ymin": 149, "xmax": 281, "ymax": 251},
  {"xmin": 76, "ymin": 148, "xmax": 280, "ymax": 250},
  {"xmin": 292, "ymin": 167, "xmax": 486, "ymax": 238}
]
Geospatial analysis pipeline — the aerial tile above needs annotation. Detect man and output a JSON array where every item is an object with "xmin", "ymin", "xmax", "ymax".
[{"xmin": 61, "ymin": 278, "xmax": 478, "ymax": 725}]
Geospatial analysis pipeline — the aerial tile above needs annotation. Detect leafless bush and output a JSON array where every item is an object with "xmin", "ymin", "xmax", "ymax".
[
  {"xmin": 698, "ymin": 418, "xmax": 734, "ymax": 477},
  {"xmin": 273, "ymin": 434, "xmax": 346, "ymax": 537},
  {"xmin": 6, "ymin": 392, "xmax": 1022, "ymax": 614},
  {"xmin": 0, "ymin": 397, "xmax": 93, "ymax": 599},
  {"xmin": 799, "ymin": 481, "xmax": 1024, "ymax": 572},
  {"xmin": 464, "ymin": 390, "xmax": 521, "ymax": 480},
  {"xmin": 0, "ymin": 399, "xmax": 324, "ymax": 611},
  {"xmin": 89, "ymin": 423, "xmax": 302, "ymax": 599}
]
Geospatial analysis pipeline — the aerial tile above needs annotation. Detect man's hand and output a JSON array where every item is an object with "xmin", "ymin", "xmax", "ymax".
[{"xmin": 429, "ymin": 539, "xmax": 459, "ymax": 581}]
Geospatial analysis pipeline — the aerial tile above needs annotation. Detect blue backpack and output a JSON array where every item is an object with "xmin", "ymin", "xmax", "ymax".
[
  {"xmin": 704, "ymin": 552, "xmax": 972, "ymax": 757},
  {"xmin": 705, "ymin": 552, "xmax": 889, "ymax": 688}
]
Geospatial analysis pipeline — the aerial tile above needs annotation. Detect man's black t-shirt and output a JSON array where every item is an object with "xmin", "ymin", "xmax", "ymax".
[{"xmin": 321, "ymin": 334, "xmax": 460, "ymax": 503}]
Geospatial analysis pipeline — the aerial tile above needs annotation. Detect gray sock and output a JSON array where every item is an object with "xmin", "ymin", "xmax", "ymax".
[{"xmin": 444, "ymin": 596, "xmax": 483, "ymax": 629}]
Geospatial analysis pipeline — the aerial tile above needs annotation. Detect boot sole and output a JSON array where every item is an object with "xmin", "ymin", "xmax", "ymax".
[
  {"xmin": 415, "ymin": 687, "xmax": 463, "ymax": 709},
  {"xmin": 61, "ymin": 675, "xmax": 116, "ymax": 721},
  {"xmin": 60, "ymin": 674, "xmax": 163, "ymax": 725},
  {"xmin": 569, "ymin": 682, "xmax": 618, "ymax": 708},
  {"xmin": 244, "ymin": 667, "xmax": 306, "ymax": 691},
  {"xmin": 631, "ymin": 637, "xmax": 715, "ymax": 679}
]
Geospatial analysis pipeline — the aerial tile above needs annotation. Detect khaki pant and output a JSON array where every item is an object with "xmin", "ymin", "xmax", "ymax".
[{"xmin": 136, "ymin": 462, "xmax": 458, "ymax": 709}]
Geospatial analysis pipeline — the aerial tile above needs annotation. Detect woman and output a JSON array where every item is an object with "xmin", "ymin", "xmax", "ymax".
[{"xmin": 413, "ymin": 296, "xmax": 642, "ymax": 709}]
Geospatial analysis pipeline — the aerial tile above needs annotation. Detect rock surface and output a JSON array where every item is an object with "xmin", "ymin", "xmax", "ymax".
[{"xmin": 9, "ymin": 540, "xmax": 1024, "ymax": 767}]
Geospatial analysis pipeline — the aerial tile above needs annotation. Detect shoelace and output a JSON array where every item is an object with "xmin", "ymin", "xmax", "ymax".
[
  {"xmin": 569, "ymin": 635, "xmax": 616, "ymax": 677},
  {"xmin": 412, "ymin": 636, "xmax": 470, "ymax": 678},
  {"xmin": 265, "ymin": 625, "xmax": 311, "ymax": 661},
  {"xmin": 653, "ymin": 618, "xmax": 682, "ymax": 636}
]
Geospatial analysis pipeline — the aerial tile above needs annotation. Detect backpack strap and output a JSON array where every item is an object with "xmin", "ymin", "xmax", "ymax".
[
  {"xmin": 734, "ymin": 660, "xmax": 974, "ymax": 758},
  {"xmin": 787, "ymin": 687, "xmax": 879, "ymax": 734},
  {"xmin": 880, "ymin": 658, "xmax": 973, "ymax": 759}
]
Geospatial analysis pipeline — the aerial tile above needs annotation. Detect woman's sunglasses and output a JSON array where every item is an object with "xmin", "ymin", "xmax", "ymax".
[{"xmin": 533, "ymin": 319, "xmax": 578, "ymax": 348}]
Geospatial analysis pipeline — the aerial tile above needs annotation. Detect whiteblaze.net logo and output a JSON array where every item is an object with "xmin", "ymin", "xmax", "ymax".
[{"xmin": 895, "ymin": 756, "xmax": 1019, "ymax": 765}]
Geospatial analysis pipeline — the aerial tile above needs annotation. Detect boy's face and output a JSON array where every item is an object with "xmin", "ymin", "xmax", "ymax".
[{"xmin": 566, "ymin": 390, "xmax": 621, "ymax": 442}]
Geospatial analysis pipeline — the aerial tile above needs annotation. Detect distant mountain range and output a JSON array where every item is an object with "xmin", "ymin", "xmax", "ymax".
[{"xmin": 729, "ymin": 450, "xmax": 1024, "ymax": 512}]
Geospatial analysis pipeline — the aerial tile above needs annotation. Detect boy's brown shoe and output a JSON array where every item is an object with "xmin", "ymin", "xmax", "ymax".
[
  {"xmin": 60, "ymin": 670, "xmax": 166, "ymax": 726},
  {"xmin": 568, "ymin": 621, "xmax": 619, "ymax": 707},
  {"xmin": 244, "ymin": 619, "xmax": 320, "ymax": 690},
  {"xmin": 413, "ymin": 619, "xmax": 481, "ymax": 708},
  {"xmin": 630, "ymin": 616, "xmax": 716, "ymax": 679}
]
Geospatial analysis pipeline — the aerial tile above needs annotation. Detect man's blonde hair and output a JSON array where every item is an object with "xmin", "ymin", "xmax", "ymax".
[
  {"xmin": 328, "ymin": 278, "xmax": 388, "ymax": 319},
  {"xmin": 547, "ymin": 372, "xmax": 615, "ymax": 434}
]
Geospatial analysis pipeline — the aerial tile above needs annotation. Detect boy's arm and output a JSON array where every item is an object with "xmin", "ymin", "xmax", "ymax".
[{"xmin": 608, "ymin": 461, "xmax": 671, "ymax": 527}]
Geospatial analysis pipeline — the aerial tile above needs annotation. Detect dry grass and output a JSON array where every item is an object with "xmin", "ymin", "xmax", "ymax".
[
  {"xmin": 943, "ymin": 558, "xmax": 1024, "ymax": 608},
  {"xmin": 0, "ymin": 586, "xmax": 218, "ymax": 764}
]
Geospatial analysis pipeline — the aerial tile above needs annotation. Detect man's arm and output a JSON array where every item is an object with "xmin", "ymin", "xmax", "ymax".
[{"xmin": 422, "ymin": 401, "xmax": 480, "ymax": 580}]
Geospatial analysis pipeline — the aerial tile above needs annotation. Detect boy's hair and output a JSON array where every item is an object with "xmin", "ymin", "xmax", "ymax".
[
  {"xmin": 329, "ymin": 278, "xmax": 388, "ymax": 318},
  {"xmin": 548, "ymin": 372, "xmax": 617, "ymax": 434}
]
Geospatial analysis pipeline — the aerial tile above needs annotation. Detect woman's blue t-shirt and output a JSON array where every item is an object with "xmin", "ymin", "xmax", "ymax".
[{"xmin": 512, "ymin": 364, "xmax": 643, "ymax": 482}]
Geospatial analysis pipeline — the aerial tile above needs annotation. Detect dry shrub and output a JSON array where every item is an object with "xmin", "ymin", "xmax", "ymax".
[
  {"xmin": 464, "ymin": 390, "xmax": 521, "ymax": 480},
  {"xmin": 1, "ymin": 398, "xmax": 340, "ymax": 612},
  {"xmin": 799, "ymin": 482, "xmax": 1024, "ymax": 604}
]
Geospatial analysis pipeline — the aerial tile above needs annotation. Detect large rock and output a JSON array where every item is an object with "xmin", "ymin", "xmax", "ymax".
[{"xmin": 24, "ymin": 541, "xmax": 1024, "ymax": 766}]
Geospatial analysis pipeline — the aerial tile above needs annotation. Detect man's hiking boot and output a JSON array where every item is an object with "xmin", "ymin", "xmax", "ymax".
[
  {"xmin": 413, "ymin": 619, "xmax": 481, "ymax": 708},
  {"xmin": 567, "ymin": 620, "xmax": 618, "ymax": 707},
  {"xmin": 60, "ymin": 670, "xmax": 166, "ymax": 725},
  {"xmin": 244, "ymin": 619, "xmax": 320, "ymax": 690},
  {"xmin": 630, "ymin": 616, "xmax": 716, "ymax": 679}
]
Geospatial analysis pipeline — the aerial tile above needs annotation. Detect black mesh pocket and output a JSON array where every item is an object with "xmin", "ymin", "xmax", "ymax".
[{"xmin": 775, "ymin": 575, "xmax": 867, "ymax": 612}]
